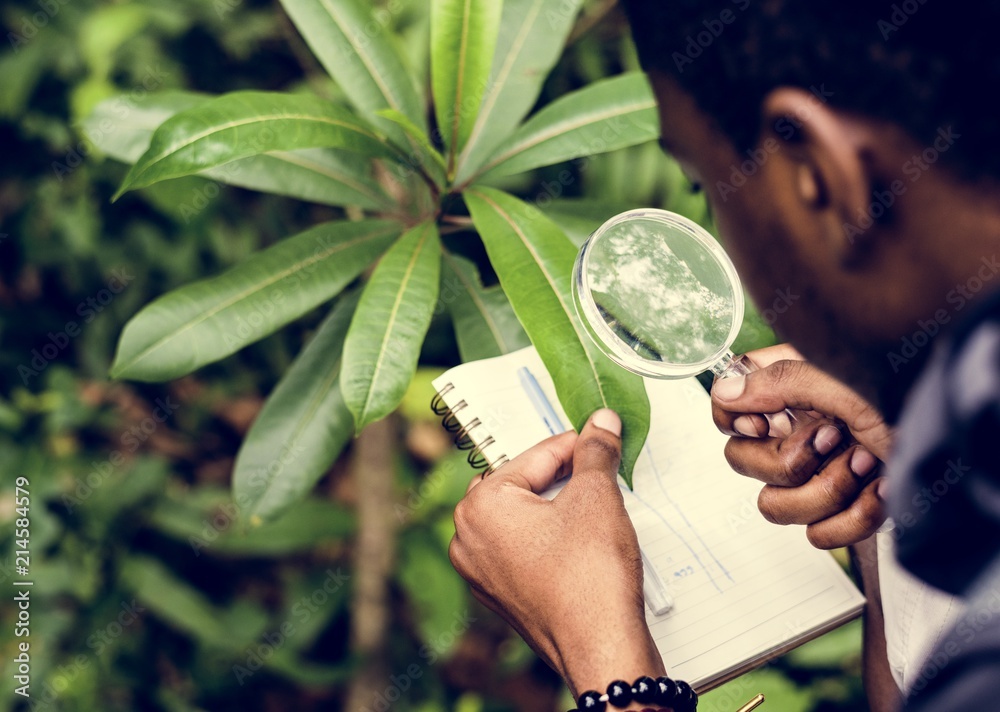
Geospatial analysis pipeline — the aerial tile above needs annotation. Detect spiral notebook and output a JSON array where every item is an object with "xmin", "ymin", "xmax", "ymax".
[{"xmin": 432, "ymin": 347, "xmax": 865, "ymax": 692}]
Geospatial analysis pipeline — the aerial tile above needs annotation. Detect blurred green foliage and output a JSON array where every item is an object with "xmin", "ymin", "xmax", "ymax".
[{"xmin": 0, "ymin": 1, "xmax": 861, "ymax": 710}]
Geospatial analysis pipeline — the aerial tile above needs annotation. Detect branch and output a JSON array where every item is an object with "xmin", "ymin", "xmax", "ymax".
[{"xmin": 343, "ymin": 416, "xmax": 398, "ymax": 710}]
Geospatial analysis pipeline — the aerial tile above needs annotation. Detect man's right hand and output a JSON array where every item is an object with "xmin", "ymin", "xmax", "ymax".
[{"xmin": 710, "ymin": 344, "xmax": 895, "ymax": 549}]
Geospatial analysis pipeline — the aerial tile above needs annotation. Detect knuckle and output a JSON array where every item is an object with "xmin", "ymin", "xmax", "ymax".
[
  {"xmin": 773, "ymin": 442, "xmax": 809, "ymax": 486},
  {"xmin": 850, "ymin": 400, "xmax": 890, "ymax": 440},
  {"xmin": 776, "ymin": 451, "xmax": 804, "ymax": 486},
  {"xmin": 724, "ymin": 440, "xmax": 751, "ymax": 476},
  {"xmin": 851, "ymin": 494, "xmax": 887, "ymax": 535},
  {"xmin": 453, "ymin": 498, "xmax": 474, "ymax": 532},
  {"xmin": 764, "ymin": 358, "xmax": 801, "ymax": 388},
  {"xmin": 579, "ymin": 433, "xmax": 621, "ymax": 464},
  {"xmin": 762, "ymin": 359, "xmax": 816, "ymax": 405},
  {"xmin": 757, "ymin": 488, "xmax": 783, "ymax": 524},
  {"xmin": 447, "ymin": 537, "xmax": 466, "ymax": 574},
  {"xmin": 816, "ymin": 470, "xmax": 847, "ymax": 505}
]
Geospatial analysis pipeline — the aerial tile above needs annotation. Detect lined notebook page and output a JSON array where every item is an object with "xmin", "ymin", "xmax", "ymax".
[{"xmin": 433, "ymin": 347, "xmax": 864, "ymax": 691}]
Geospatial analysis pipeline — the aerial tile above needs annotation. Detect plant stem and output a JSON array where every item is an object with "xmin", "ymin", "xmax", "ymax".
[
  {"xmin": 567, "ymin": 0, "xmax": 620, "ymax": 45},
  {"xmin": 343, "ymin": 416, "xmax": 398, "ymax": 711}
]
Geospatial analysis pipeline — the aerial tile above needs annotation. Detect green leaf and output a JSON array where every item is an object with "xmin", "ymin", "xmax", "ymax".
[
  {"xmin": 475, "ymin": 73, "xmax": 660, "ymax": 181},
  {"xmin": 398, "ymin": 528, "xmax": 469, "ymax": 656},
  {"xmin": 278, "ymin": 0, "xmax": 425, "ymax": 144},
  {"xmin": 455, "ymin": 0, "xmax": 584, "ymax": 183},
  {"xmin": 431, "ymin": 0, "xmax": 503, "ymax": 168},
  {"xmin": 85, "ymin": 91, "xmax": 395, "ymax": 209},
  {"xmin": 148, "ymin": 493, "xmax": 356, "ymax": 557},
  {"xmin": 113, "ymin": 91, "xmax": 396, "ymax": 199},
  {"xmin": 543, "ymin": 198, "xmax": 635, "ymax": 246},
  {"xmin": 441, "ymin": 251, "xmax": 530, "ymax": 361},
  {"xmin": 83, "ymin": 91, "xmax": 208, "ymax": 162},
  {"xmin": 341, "ymin": 221, "xmax": 441, "ymax": 430},
  {"xmin": 120, "ymin": 556, "xmax": 268, "ymax": 649},
  {"xmin": 110, "ymin": 219, "xmax": 401, "ymax": 382},
  {"xmin": 376, "ymin": 108, "xmax": 448, "ymax": 187},
  {"xmin": 465, "ymin": 187, "xmax": 650, "ymax": 484},
  {"xmin": 233, "ymin": 292, "xmax": 360, "ymax": 524}
]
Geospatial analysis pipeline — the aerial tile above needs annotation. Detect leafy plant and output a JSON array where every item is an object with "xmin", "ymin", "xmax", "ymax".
[{"xmin": 96, "ymin": 0, "xmax": 663, "ymax": 517}]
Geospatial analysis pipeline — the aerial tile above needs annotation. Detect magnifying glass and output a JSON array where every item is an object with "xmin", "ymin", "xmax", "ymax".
[{"xmin": 572, "ymin": 209, "xmax": 795, "ymax": 432}]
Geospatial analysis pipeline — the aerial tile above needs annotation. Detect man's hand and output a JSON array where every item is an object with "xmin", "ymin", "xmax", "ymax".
[
  {"xmin": 449, "ymin": 409, "xmax": 665, "ymax": 699},
  {"xmin": 711, "ymin": 344, "xmax": 894, "ymax": 549}
]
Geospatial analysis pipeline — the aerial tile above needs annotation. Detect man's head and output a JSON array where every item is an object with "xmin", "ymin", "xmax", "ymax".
[{"xmin": 622, "ymin": 0, "xmax": 1000, "ymax": 416}]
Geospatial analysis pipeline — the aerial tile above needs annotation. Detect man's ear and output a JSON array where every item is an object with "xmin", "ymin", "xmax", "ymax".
[{"xmin": 761, "ymin": 87, "xmax": 875, "ymax": 267}]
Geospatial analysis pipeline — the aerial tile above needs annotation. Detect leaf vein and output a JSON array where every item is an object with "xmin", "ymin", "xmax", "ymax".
[
  {"xmin": 468, "ymin": 190, "xmax": 608, "ymax": 407},
  {"xmin": 459, "ymin": 0, "xmax": 544, "ymax": 165},
  {"xmin": 117, "ymin": 225, "xmax": 397, "ymax": 374},
  {"xmin": 136, "ymin": 112, "xmax": 379, "ymax": 183},
  {"xmin": 481, "ymin": 98, "xmax": 656, "ymax": 176},
  {"xmin": 359, "ymin": 223, "xmax": 435, "ymax": 424},
  {"xmin": 318, "ymin": 0, "xmax": 403, "ymax": 114}
]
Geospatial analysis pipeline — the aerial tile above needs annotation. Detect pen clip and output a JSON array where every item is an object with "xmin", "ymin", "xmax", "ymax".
[{"xmin": 735, "ymin": 693, "xmax": 765, "ymax": 712}]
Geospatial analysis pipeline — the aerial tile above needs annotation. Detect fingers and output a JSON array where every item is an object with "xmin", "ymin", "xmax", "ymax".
[
  {"xmin": 723, "ymin": 417, "xmax": 846, "ymax": 486},
  {"xmin": 756, "ymin": 445, "xmax": 880, "ymax": 524},
  {"xmin": 474, "ymin": 430, "xmax": 578, "ymax": 494},
  {"xmin": 711, "ymin": 358, "xmax": 891, "ymax": 456},
  {"xmin": 805, "ymin": 478, "xmax": 887, "ymax": 549},
  {"xmin": 563, "ymin": 409, "xmax": 622, "ymax": 496},
  {"xmin": 743, "ymin": 343, "xmax": 804, "ymax": 369},
  {"xmin": 466, "ymin": 471, "xmax": 485, "ymax": 494}
]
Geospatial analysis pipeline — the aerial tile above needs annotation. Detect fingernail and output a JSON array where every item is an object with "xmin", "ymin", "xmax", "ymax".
[
  {"xmin": 733, "ymin": 415, "xmax": 761, "ymax": 437},
  {"xmin": 591, "ymin": 408, "xmax": 621, "ymax": 436},
  {"xmin": 813, "ymin": 425, "xmax": 842, "ymax": 455},
  {"xmin": 850, "ymin": 448, "xmax": 877, "ymax": 477},
  {"xmin": 877, "ymin": 478, "xmax": 889, "ymax": 501},
  {"xmin": 713, "ymin": 375, "xmax": 746, "ymax": 401}
]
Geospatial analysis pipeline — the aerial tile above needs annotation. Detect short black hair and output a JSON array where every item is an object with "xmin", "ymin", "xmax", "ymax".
[{"xmin": 622, "ymin": 0, "xmax": 1000, "ymax": 180}]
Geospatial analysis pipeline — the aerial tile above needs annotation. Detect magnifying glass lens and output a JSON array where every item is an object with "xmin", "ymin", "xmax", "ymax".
[{"xmin": 572, "ymin": 209, "xmax": 745, "ymax": 380}]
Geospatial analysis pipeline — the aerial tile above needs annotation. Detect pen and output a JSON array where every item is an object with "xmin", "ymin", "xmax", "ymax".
[
  {"xmin": 518, "ymin": 367, "xmax": 565, "ymax": 436},
  {"xmin": 735, "ymin": 693, "xmax": 765, "ymax": 712},
  {"xmin": 517, "ymin": 366, "xmax": 674, "ymax": 615}
]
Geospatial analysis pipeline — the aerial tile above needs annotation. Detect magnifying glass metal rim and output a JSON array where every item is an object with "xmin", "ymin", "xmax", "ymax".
[{"xmin": 572, "ymin": 208, "xmax": 746, "ymax": 380}]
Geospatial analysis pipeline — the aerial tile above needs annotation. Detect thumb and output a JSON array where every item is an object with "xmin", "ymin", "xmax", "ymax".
[
  {"xmin": 481, "ymin": 430, "xmax": 578, "ymax": 494},
  {"xmin": 565, "ymin": 409, "xmax": 623, "ymax": 494}
]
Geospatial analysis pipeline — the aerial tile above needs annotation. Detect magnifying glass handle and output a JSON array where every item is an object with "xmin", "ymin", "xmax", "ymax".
[{"xmin": 712, "ymin": 351, "xmax": 801, "ymax": 436}]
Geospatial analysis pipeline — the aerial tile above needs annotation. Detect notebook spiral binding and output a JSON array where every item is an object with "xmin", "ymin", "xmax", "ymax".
[{"xmin": 431, "ymin": 383, "xmax": 510, "ymax": 474}]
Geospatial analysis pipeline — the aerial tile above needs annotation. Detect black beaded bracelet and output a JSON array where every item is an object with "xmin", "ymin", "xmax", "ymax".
[{"xmin": 570, "ymin": 675, "xmax": 697, "ymax": 712}]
